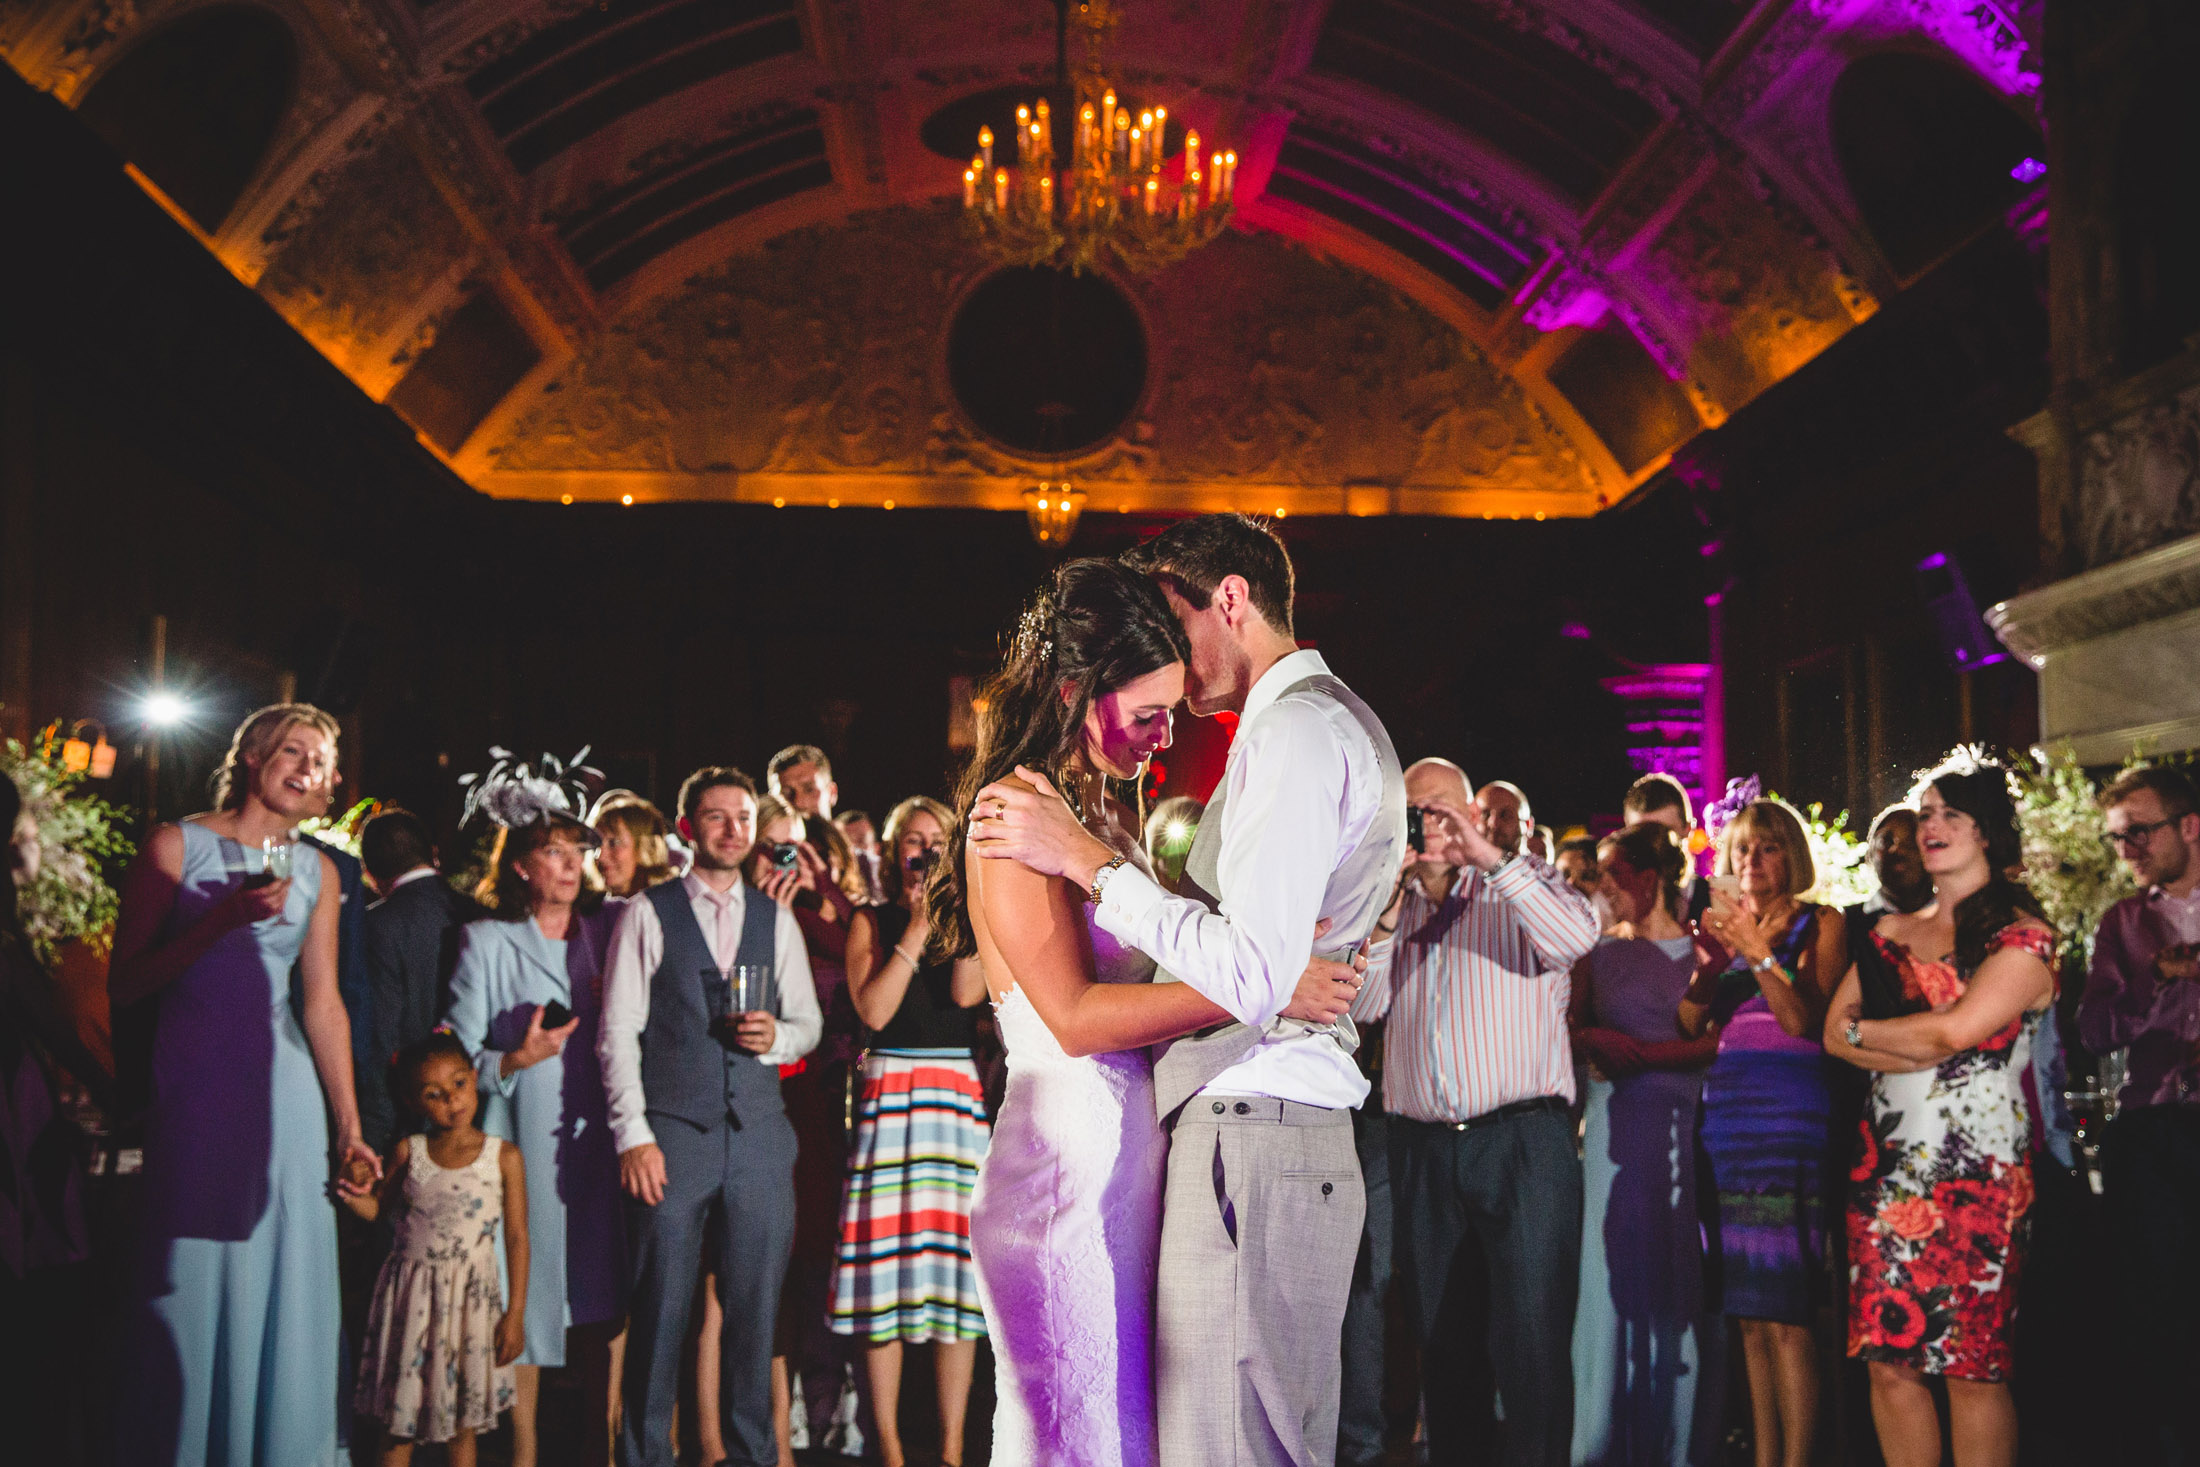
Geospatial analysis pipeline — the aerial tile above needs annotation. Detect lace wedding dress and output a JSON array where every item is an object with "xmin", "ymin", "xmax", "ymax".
[{"xmin": 971, "ymin": 854, "xmax": 1164, "ymax": 1467}]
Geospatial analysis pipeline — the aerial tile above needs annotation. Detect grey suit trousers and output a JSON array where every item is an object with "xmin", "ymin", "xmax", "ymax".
[{"xmin": 1158, "ymin": 1097, "xmax": 1365, "ymax": 1467}]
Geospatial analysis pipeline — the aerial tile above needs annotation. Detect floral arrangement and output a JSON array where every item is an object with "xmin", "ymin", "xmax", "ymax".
[
  {"xmin": 2012, "ymin": 744, "xmax": 2144, "ymax": 965},
  {"xmin": 1788, "ymin": 800, "xmax": 1876, "ymax": 909},
  {"xmin": 1696, "ymin": 773, "xmax": 1874, "ymax": 907},
  {"xmin": 297, "ymin": 797, "xmax": 380, "ymax": 858},
  {"xmin": 2, "ymin": 725, "xmax": 137, "ymax": 965}
]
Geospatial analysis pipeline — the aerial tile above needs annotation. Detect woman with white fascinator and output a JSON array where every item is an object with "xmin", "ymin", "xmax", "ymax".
[{"xmin": 443, "ymin": 748, "xmax": 629, "ymax": 1467}]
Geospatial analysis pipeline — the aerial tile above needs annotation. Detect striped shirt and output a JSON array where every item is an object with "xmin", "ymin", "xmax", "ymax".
[{"xmin": 1351, "ymin": 855, "xmax": 1600, "ymax": 1123}]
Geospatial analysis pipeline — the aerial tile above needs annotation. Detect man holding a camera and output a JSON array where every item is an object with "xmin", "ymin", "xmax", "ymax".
[
  {"xmin": 598, "ymin": 765, "xmax": 823, "ymax": 1467},
  {"xmin": 1348, "ymin": 757, "xmax": 1599, "ymax": 1467}
]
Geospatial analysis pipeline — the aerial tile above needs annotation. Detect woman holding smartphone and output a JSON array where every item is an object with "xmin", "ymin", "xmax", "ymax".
[
  {"xmin": 832, "ymin": 795, "xmax": 991, "ymax": 1467},
  {"xmin": 1678, "ymin": 796, "xmax": 1847, "ymax": 1467},
  {"xmin": 443, "ymin": 757, "xmax": 626, "ymax": 1467}
]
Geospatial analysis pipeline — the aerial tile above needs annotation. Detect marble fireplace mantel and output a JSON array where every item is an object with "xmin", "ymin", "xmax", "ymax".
[{"xmin": 1988, "ymin": 530, "xmax": 2200, "ymax": 764}]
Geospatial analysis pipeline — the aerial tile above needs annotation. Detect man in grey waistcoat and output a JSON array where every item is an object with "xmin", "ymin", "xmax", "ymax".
[
  {"xmin": 976, "ymin": 514, "xmax": 1406, "ymax": 1467},
  {"xmin": 599, "ymin": 766, "xmax": 822, "ymax": 1467}
]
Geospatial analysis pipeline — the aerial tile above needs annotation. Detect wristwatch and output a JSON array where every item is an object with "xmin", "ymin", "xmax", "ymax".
[
  {"xmin": 1088, "ymin": 855, "xmax": 1130, "ymax": 904},
  {"xmin": 1844, "ymin": 1018, "xmax": 1864, "ymax": 1049},
  {"xmin": 1751, "ymin": 952, "xmax": 1787, "ymax": 981}
]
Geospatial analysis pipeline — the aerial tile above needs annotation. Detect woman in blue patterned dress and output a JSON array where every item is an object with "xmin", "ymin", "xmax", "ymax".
[
  {"xmin": 108, "ymin": 704, "xmax": 381, "ymax": 1467},
  {"xmin": 1678, "ymin": 798, "xmax": 1847, "ymax": 1467}
]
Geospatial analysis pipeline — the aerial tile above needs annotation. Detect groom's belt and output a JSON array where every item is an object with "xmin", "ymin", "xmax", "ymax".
[{"xmin": 1171, "ymin": 1096, "xmax": 1351, "ymax": 1128}]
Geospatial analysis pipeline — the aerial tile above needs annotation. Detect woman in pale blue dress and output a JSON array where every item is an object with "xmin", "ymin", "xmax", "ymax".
[
  {"xmin": 443, "ymin": 762, "xmax": 626, "ymax": 1467},
  {"xmin": 108, "ymin": 705, "xmax": 380, "ymax": 1467},
  {"xmin": 1570, "ymin": 823, "xmax": 1723, "ymax": 1467}
]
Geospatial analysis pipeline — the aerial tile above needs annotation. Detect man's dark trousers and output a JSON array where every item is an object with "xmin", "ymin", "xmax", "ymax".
[
  {"xmin": 1338, "ymin": 1095, "xmax": 1393, "ymax": 1467},
  {"xmin": 1394, "ymin": 1101, "xmax": 1582, "ymax": 1467},
  {"xmin": 620, "ymin": 1110, "xmax": 796, "ymax": 1467},
  {"xmin": 2103, "ymin": 1105, "xmax": 2200, "ymax": 1466}
]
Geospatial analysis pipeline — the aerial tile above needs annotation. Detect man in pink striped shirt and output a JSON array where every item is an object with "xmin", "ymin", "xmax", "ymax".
[{"xmin": 1350, "ymin": 757, "xmax": 1599, "ymax": 1467}]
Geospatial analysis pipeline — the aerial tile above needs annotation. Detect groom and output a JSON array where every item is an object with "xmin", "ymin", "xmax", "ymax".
[{"xmin": 977, "ymin": 514, "xmax": 1406, "ymax": 1467}]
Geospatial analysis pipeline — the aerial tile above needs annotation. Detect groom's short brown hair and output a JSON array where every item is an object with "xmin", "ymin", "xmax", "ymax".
[{"xmin": 1121, "ymin": 514, "xmax": 1294, "ymax": 636}]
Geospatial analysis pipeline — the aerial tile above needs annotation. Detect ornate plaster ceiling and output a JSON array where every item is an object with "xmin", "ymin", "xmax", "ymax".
[{"xmin": 3, "ymin": 0, "xmax": 2044, "ymax": 518}]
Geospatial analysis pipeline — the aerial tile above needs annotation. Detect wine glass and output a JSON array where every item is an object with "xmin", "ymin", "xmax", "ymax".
[{"xmin": 262, "ymin": 837, "xmax": 295, "ymax": 923}]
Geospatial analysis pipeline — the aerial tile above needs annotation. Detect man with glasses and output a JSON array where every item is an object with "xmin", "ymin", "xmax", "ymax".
[{"xmin": 2081, "ymin": 763, "xmax": 2200, "ymax": 1466}]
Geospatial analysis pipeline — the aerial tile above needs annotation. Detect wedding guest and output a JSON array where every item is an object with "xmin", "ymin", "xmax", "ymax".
[
  {"xmin": 2078, "ymin": 763, "xmax": 2200, "ymax": 1466},
  {"xmin": 769, "ymin": 745, "xmax": 860, "ymax": 901},
  {"xmin": 1826, "ymin": 755, "xmax": 2055, "ymax": 1467},
  {"xmin": 1475, "ymin": 779, "xmax": 1534, "ymax": 858},
  {"xmin": 704, "ymin": 794, "xmax": 858, "ymax": 1465},
  {"xmin": 1555, "ymin": 835, "xmax": 1601, "ymax": 904},
  {"xmin": 361, "ymin": 809, "xmax": 480, "ymax": 1151},
  {"xmin": 1569, "ymin": 823, "xmax": 1722, "ymax": 1467},
  {"xmin": 1678, "ymin": 797, "xmax": 1845, "ymax": 1467},
  {"xmin": 1623, "ymin": 774, "xmax": 1693, "ymax": 836},
  {"xmin": 836, "ymin": 809, "xmax": 886, "ymax": 904},
  {"xmin": 833, "ymin": 795, "xmax": 990, "ymax": 1467},
  {"xmin": 1352, "ymin": 758, "xmax": 1599, "ymax": 1467},
  {"xmin": 602, "ymin": 766, "xmax": 823, "ymax": 1467},
  {"xmin": 590, "ymin": 793, "xmax": 681, "ymax": 899},
  {"xmin": 2, "ymin": 770, "xmax": 117, "ymax": 1464},
  {"xmin": 444, "ymin": 755, "xmax": 626, "ymax": 1467},
  {"xmin": 1847, "ymin": 806, "xmax": 1934, "ymax": 931},
  {"xmin": 346, "ymin": 1032, "xmax": 528, "ymax": 1467},
  {"xmin": 1625, "ymin": 775, "xmax": 1706, "ymax": 922},
  {"xmin": 108, "ymin": 703, "xmax": 379, "ymax": 1467}
]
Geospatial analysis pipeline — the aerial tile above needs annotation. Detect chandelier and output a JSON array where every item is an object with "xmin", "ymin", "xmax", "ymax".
[
  {"xmin": 962, "ymin": 0, "xmax": 1235, "ymax": 274},
  {"xmin": 1023, "ymin": 481, "xmax": 1087, "ymax": 546}
]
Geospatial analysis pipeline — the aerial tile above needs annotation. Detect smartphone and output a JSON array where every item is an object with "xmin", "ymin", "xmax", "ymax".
[
  {"xmin": 1406, "ymin": 806, "xmax": 1426, "ymax": 853},
  {"xmin": 908, "ymin": 847, "xmax": 940, "ymax": 874},
  {"xmin": 539, "ymin": 999, "xmax": 573, "ymax": 1030},
  {"xmin": 1708, "ymin": 875, "xmax": 1742, "ymax": 902},
  {"xmin": 763, "ymin": 841, "xmax": 800, "ymax": 871}
]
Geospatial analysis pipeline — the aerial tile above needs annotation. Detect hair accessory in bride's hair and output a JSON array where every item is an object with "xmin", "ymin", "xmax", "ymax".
[
  {"xmin": 458, "ymin": 745, "xmax": 604, "ymax": 844},
  {"xmin": 1013, "ymin": 595, "xmax": 1054, "ymax": 664}
]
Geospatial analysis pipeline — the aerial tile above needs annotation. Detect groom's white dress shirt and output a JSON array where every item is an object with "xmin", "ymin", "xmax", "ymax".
[{"xmin": 1095, "ymin": 649, "xmax": 1385, "ymax": 1109}]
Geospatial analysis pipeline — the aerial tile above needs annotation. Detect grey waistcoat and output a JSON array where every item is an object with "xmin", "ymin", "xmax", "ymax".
[
  {"xmin": 1151, "ymin": 672, "xmax": 1407, "ymax": 1120},
  {"xmin": 639, "ymin": 880, "xmax": 782, "ymax": 1131}
]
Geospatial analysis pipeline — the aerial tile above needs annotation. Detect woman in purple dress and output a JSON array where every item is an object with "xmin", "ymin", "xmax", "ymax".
[{"xmin": 1570, "ymin": 823, "xmax": 1722, "ymax": 1466}]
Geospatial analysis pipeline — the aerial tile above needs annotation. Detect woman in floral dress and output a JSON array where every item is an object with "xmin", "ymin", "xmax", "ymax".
[{"xmin": 1825, "ymin": 754, "xmax": 2056, "ymax": 1467}]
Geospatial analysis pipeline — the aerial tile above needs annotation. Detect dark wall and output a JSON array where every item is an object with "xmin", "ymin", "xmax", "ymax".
[
  {"xmin": 1, "ymin": 70, "xmax": 487, "ymax": 827},
  {"xmin": 1635, "ymin": 224, "xmax": 2051, "ymax": 824}
]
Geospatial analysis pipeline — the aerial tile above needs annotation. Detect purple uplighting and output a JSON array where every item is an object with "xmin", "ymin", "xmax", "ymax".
[
  {"xmin": 1560, "ymin": 622, "xmax": 1593, "ymax": 641},
  {"xmin": 2010, "ymin": 157, "xmax": 2046, "ymax": 183}
]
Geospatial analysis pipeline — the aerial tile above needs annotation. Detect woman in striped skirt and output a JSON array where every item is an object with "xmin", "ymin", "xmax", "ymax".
[{"xmin": 833, "ymin": 796, "xmax": 990, "ymax": 1467}]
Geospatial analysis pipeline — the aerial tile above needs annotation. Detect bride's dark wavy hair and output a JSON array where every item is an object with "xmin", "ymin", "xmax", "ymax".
[
  {"xmin": 1911, "ymin": 750, "xmax": 2048, "ymax": 975},
  {"xmin": 927, "ymin": 557, "xmax": 1190, "ymax": 960}
]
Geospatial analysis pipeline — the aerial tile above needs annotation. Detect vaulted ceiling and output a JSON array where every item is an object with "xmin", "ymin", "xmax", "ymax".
[{"xmin": 3, "ymin": 0, "xmax": 2044, "ymax": 518}]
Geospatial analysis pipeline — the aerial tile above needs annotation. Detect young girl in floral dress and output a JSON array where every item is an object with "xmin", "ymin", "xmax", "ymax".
[
  {"xmin": 347, "ymin": 1032, "xmax": 530, "ymax": 1467},
  {"xmin": 1826, "ymin": 755, "xmax": 2057, "ymax": 1467}
]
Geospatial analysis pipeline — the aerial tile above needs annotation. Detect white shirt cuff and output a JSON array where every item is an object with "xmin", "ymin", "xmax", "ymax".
[
  {"xmin": 1097, "ymin": 862, "xmax": 1168, "ymax": 930},
  {"xmin": 610, "ymin": 1114, "xmax": 657, "ymax": 1154}
]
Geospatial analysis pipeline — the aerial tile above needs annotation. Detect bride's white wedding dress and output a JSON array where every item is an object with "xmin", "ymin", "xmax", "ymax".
[{"xmin": 971, "ymin": 856, "xmax": 1165, "ymax": 1467}]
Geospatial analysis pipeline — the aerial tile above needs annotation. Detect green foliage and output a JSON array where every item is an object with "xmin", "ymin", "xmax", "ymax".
[
  {"xmin": 297, "ymin": 797, "xmax": 378, "ymax": 858},
  {"xmin": 2012, "ymin": 745, "xmax": 2146, "ymax": 965},
  {"xmin": 3, "ymin": 727, "xmax": 137, "ymax": 965},
  {"xmin": 1776, "ymin": 797, "xmax": 1876, "ymax": 909}
]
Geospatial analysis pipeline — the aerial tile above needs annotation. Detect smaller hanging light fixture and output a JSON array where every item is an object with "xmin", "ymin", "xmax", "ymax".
[{"xmin": 1024, "ymin": 481, "xmax": 1087, "ymax": 546}]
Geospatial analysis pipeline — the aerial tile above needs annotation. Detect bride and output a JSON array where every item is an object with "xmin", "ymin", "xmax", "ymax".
[{"xmin": 927, "ymin": 558, "xmax": 1357, "ymax": 1467}]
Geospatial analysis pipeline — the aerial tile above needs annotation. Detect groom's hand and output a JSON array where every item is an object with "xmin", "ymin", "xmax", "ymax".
[{"xmin": 969, "ymin": 766, "xmax": 1117, "ymax": 892}]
